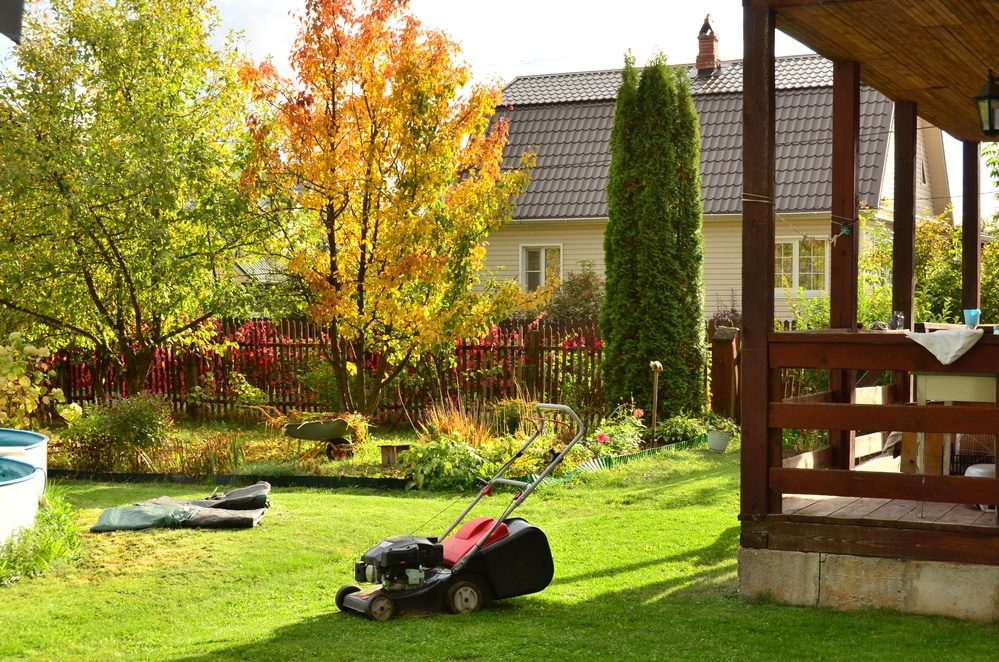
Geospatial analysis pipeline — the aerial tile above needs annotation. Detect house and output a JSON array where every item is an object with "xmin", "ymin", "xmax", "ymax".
[
  {"xmin": 739, "ymin": 1, "xmax": 999, "ymax": 621},
  {"xmin": 484, "ymin": 19, "xmax": 951, "ymax": 319}
]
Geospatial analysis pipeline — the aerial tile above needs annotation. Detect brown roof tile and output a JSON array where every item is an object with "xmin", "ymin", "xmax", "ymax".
[{"xmin": 499, "ymin": 54, "xmax": 892, "ymax": 219}]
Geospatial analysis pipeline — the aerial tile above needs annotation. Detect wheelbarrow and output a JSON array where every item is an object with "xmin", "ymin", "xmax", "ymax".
[{"xmin": 282, "ymin": 418, "xmax": 354, "ymax": 460}]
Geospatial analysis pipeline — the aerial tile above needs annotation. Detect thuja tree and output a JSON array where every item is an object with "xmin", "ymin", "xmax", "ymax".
[
  {"xmin": 601, "ymin": 53, "xmax": 706, "ymax": 417},
  {"xmin": 242, "ymin": 0, "xmax": 533, "ymax": 415},
  {"xmin": 0, "ymin": 0, "xmax": 269, "ymax": 396}
]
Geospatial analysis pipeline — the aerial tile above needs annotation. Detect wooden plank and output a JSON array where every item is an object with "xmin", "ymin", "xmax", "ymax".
[
  {"xmin": 782, "ymin": 446, "xmax": 833, "ymax": 469},
  {"xmin": 763, "ymin": 519, "xmax": 999, "ymax": 565},
  {"xmin": 897, "ymin": 501, "xmax": 960, "ymax": 524},
  {"xmin": 769, "ymin": 332, "xmax": 999, "ymax": 371},
  {"xmin": 863, "ymin": 499, "xmax": 916, "ymax": 521},
  {"xmin": 854, "ymin": 432, "xmax": 886, "ymax": 457},
  {"xmin": 793, "ymin": 495, "xmax": 857, "ymax": 517},
  {"xmin": 771, "ymin": 467, "xmax": 999, "ymax": 505},
  {"xmin": 741, "ymin": 3, "xmax": 779, "ymax": 517},
  {"xmin": 770, "ymin": 402, "xmax": 999, "ymax": 435},
  {"xmin": 827, "ymin": 496, "xmax": 891, "ymax": 520},
  {"xmin": 782, "ymin": 495, "xmax": 818, "ymax": 514}
]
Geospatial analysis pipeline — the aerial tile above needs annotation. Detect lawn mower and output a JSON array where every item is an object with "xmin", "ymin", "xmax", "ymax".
[{"xmin": 336, "ymin": 403, "xmax": 585, "ymax": 621}]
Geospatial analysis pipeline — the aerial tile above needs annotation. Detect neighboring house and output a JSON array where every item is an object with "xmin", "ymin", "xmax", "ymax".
[{"xmin": 483, "ymin": 20, "xmax": 951, "ymax": 320}]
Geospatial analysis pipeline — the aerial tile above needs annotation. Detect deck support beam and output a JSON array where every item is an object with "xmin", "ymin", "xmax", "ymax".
[
  {"xmin": 741, "ymin": 3, "xmax": 781, "ymax": 516},
  {"xmin": 829, "ymin": 60, "xmax": 861, "ymax": 469},
  {"xmin": 892, "ymin": 101, "xmax": 917, "ymax": 404},
  {"xmin": 963, "ymin": 141, "xmax": 981, "ymax": 311}
]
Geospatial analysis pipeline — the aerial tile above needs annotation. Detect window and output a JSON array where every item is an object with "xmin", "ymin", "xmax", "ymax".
[
  {"xmin": 775, "ymin": 238, "xmax": 827, "ymax": 293},
  {"xmin": 522, "ymin": 246, "xmax": 561, "ymax": 291}
]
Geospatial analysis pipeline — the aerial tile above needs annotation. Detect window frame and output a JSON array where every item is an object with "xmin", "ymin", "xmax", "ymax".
[
  {"xmin": 774, "ymin": 236, "xmax": 829, "ymax": 296},
  {"xmin": 519, "ymin": 244, "xmax": 563, "ymax": 291}
]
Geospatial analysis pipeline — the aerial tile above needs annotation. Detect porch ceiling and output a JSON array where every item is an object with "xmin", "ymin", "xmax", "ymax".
[{"xmin": 752, "ymin": 0, "xmax": 999, "ymax": 142}]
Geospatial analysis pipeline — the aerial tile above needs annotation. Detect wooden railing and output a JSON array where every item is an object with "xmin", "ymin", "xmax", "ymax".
[{"xmin": 763, "ymin": 329, "xmax": 999, "ymax": 509}]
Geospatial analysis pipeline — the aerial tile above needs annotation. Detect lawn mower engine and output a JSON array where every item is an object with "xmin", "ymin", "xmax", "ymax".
[{"xmin": 354, "ymin": 535, "xmax": 444, "ymax": 590}]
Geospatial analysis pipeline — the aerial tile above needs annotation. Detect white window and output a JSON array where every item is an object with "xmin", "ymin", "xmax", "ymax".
[
  {"xmin": 775, "ymin": 238, "xmax": 827, "ymax": 294},
  {"xmin": 521, "ymin": 245, "xmax": 561, "ymax": 291}
]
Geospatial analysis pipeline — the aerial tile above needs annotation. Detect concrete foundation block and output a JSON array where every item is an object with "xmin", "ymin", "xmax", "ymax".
[
  {"xmin": 738, "ymin": 547, "xmax": 819, "ymax": 606},
  {"xmin": 739, "ymin": 547, "xmax": 999, "ymax": 621},
  {"xmin": 905, "ymin": 561, "xmax": 999, "ymax": 621},
  {"xmin": 819, "ymin": 554, "xmax": 908, "ymax": 611}
]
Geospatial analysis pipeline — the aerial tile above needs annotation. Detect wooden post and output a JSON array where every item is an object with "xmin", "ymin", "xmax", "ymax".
[
  {"xmin": 963, "ymin": 141, "xmax": 981, "ymax": 311},
  {"xmin": 711, "ymin": 326, "xmax": 740, "ymax": 421},
  {"xmin": 741, "ymin": 4, "xmax": 780, "ymax": 517},
  {"xmin": 184, "ymin": 353, "xmax": 201, "ymax": 420},
  {"xmin": 893, "ymin": 101, "xmax": 917, "ymax": 327},
  {"xmin": 893, "ymin": 101, "xmax": 917, "ymax": 405},
  {"xmin": 525, "ymin": 329, "xmax": 540, "ymax": 398},
  {"xmin": 829, "ymin": 60, "xmax": 861, "ymax": 470}
]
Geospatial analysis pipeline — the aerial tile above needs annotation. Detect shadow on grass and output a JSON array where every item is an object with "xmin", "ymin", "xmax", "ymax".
[{"xmin": 167, "ymin": 526, "xmax": 742, "ymax": 662}]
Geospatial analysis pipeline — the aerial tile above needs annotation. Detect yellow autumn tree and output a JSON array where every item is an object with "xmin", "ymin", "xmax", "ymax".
[{"xmin": 243, "ymin": 0, "xmax": 533, "ymax": 415}]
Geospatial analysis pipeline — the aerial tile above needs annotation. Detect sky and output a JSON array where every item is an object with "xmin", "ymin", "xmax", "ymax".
[
  {"xmin": 214, "ymin": 0, "xmax": 809, "ymax": 83},
  {"xmin": 213, "ymin": 0, "xmax": 995, "ymax": 222}
]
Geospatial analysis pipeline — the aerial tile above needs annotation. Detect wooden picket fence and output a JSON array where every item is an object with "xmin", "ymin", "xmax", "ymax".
[{"xmin": 53, "ymin": 318, "xmax": 607, "ymax": 426}]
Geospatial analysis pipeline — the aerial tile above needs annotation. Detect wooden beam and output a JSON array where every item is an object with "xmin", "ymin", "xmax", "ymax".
[
  {"xmin": 741, "ymin": 4, "xmax": 781, "ymax": 517},
  {"xmin": 830, "ymin": 60, "xmax": 861, "ymax": 330},
  {"xmin": 892, "ymin": 101, "xmax": 916, "ymax": 327},
  {"xmin": 829, "ymin": 60, "xmax": 861, "ymax": 469},
  {"xmin": 771, "ymin": 467, "xmax": 999, "ymax": 505},
  {"xmin": 770, "ymin": 402, "xmax": 999, "ymax": 435},
  {"xmin": 963, "ymin": 141, "xmax": 981, "ymax": 311},
  {"xmin": 762, "ymin": 519, "xmax": 999, "ymax": 566},
  {"xmin": 743, "ymin": 0, "xmax": 879, "ymax": 7}
]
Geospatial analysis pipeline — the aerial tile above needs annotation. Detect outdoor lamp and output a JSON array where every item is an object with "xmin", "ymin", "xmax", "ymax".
[{"xmin": 975, "ymin": 70, "xmax": 999, "ymax": 137}]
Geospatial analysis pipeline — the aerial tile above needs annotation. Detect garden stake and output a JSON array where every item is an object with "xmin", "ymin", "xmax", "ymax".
[{"xmin": 650, "ymin": 361, "xmax": 663, "ymax": 443}]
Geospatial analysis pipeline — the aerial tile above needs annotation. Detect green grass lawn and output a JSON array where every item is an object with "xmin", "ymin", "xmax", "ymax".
[{"xmin": 3, "ymin": 444, "xmax": 998, "ymax": 661}]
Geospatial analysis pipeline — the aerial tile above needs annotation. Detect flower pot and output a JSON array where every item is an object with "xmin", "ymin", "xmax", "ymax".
[{"xmin": 707, "ymin": 430, "xmax": 732, "ymax": 453}]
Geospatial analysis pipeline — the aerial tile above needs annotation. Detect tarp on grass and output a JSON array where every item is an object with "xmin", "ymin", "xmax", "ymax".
[{"xmin": 91, "ymin": 482, "xmax": 271, "ymax": 533}]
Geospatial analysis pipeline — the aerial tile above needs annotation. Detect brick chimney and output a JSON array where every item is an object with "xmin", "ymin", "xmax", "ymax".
[{"xmin": 696, "ymin": 14, "xmax": 720, "ymax": 77}]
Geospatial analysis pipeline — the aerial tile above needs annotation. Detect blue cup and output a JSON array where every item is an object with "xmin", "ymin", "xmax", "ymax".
[{"xmin": 964, "ymin": 309, "xmax": 981, "ymax": 326}]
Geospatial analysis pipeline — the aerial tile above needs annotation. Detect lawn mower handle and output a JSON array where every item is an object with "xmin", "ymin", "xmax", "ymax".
[{"xmin": 442, "ymin": 403, "xmax": 586, "ymax": 573}]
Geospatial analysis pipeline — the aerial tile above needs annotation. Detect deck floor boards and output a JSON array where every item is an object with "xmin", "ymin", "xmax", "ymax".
[{"xmin": 783, "ymin": 494, "xmax": 998, "ymax": 528}]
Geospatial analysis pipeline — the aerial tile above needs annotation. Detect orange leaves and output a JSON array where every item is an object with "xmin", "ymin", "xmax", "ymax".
[{"xmin": 245, "ymin": 0, "xmax": 533, "ymax": 410}]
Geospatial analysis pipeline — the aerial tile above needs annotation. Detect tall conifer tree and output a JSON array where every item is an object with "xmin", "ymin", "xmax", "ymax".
[{"xmin": 601, "ymin": 52, "xmax": 706, "ymax": 419}]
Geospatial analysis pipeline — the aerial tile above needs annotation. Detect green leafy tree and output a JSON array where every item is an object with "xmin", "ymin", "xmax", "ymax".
[
  {"xmin": 601, "ymin": 52, "xmax": 706, "ymax": 418},
  {"xmin": 0, "ymin": 0, "xmax": 269, "ymax": 396},
  {"xmin": 241, "ymin": 0, "xmax": 533, "ymax": 416}
]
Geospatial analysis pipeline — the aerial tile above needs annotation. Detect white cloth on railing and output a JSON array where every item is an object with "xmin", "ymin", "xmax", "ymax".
[{"xmin": 906, "ymin": 327, "xmax": 984, "ymax": 365}]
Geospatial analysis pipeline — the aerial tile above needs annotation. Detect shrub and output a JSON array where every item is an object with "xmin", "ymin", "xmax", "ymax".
[
  {"xmin": 543, "ymin": 261, "xmax": 604, "ymax": 322},
  {"xmin": 398, "ymin": 438, "xmax": 497, "ymax": 490},
  {"xmin": 587, "ymin": 405, "xmax": 645, "ymax": 457},
  {"xmin": 659, "ymin": 415, "xmax": 706, "ymax": 445},
  {"xmin": 61, "ymin": 393, "xmax": 174, "ymax": 472},
  {"xmin": 0, "ymin": 490, "xmax": 82, "ymax": 586}
]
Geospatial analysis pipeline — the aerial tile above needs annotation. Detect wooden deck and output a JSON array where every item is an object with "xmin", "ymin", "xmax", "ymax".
[
  {"xmin": 740, "ymin": 454, "xmax": 999, "ymax": 566},
  {"xmin": 783, "ymin": 494, "xmax": 998, "ymax": 528}
]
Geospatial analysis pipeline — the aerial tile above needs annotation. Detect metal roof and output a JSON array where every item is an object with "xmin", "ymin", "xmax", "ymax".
[{"xmin": 499, "ymin": 54, "xmax": 893, "ymax": 219}]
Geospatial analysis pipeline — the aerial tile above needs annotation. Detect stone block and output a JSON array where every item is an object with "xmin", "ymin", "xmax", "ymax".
[{"xmin": 738, "ymin": 547, "xmax": 819, "ymax": 606}]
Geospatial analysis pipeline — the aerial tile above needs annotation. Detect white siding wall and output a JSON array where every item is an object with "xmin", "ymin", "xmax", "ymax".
[
  {"xmin": 480, "ymin": 219, "xmax": 607, "ymax": 288},
  {"xmin": 705, "ymin": 213, "xmax": 832, "ymax": 321},
  {"xmin": 481, "ymin": 214, "xmax": 833, "ymax": 322}
]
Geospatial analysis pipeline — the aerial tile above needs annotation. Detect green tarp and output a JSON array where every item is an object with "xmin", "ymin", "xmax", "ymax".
[{"xmin": 90, "ymin": 482, "xmax": 271, "ymax": 533}]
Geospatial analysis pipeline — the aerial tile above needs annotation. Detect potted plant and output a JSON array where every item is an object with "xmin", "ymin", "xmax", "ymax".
[{"xmin": 702, "ymin": 411, "xmax": 739, "ymax": 453}]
